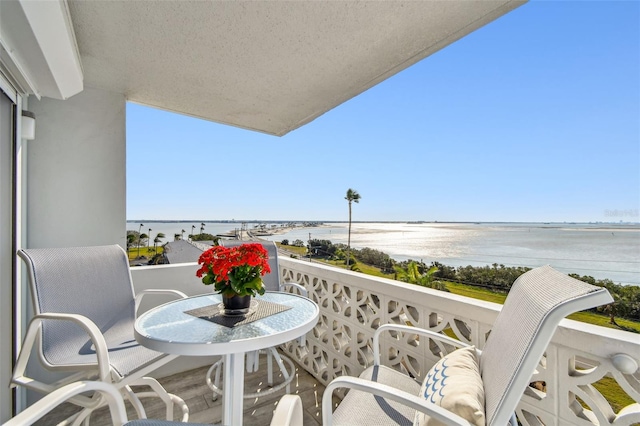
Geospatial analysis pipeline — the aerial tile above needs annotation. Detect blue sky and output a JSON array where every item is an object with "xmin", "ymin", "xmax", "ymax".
[{"xmin": 127, "ymin": 1, "xmax": 639, "ymax": 223}]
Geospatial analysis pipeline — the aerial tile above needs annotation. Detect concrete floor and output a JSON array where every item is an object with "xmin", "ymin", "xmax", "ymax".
[{"xmin": 36, "ymin": 353, "xmax": 332, "ymax": 425}]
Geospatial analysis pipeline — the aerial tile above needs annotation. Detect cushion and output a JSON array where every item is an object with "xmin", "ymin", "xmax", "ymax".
[{"xmin": 414, "ymin": 345, "xmax": 485, "ymax": 426}]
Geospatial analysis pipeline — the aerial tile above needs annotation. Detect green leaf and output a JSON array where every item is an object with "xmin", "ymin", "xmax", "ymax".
[
  {"xmin": 244, "ymin": 277, "xmax": 262, "ymax": 290},
  {"xmin": 425, "ymin": 266, "xmax": 439, "ymax": 276},
  {"xmin": 230, "ymin": 280, "xmax": 244, "ymax": 295}
]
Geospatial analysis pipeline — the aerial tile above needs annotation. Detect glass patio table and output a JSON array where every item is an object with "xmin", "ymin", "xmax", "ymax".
[{"xmin": 134, "ymin": 291, "xmax": 319, "ymax": 426}]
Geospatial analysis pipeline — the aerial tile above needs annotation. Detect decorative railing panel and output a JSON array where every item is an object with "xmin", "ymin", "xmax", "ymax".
[{"xmin": 278, "ymin": 257, "xmax": 640, "ymax": 425}]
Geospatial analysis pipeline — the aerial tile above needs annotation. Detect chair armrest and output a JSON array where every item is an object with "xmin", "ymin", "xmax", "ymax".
[
  {"xmin": 12, "ymin": 313, "xmax": 112, "ymax": 390},
  {"xmin": 509, "ymin": 412, "xmax": 518, "ymax": 425},
  {"xmin": 3, "ymin": 381, "xmax": 128, "ymax": 426},
  {"xmin": 134, "ymin": 289, "xmax": 188, "ymax": 314},
  {"xmin": 270, "ymin": 394, "xmax": 303, "ymax": 426},
  {"xmin": 322, "ymin": 376, "xmax": 473, "ymax": 426},
  {"xmin": 373, "ymin": 323, "xmax": 470, "ymax": 365},
  {"xmin": 279, "ymin": 281, "xmax": 308, "ymax": 297}
]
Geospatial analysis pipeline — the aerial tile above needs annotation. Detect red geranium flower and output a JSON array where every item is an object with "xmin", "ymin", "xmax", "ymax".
[{"xmin": 196, "ymin": 243, "xmax": 270, "ymax": 297}]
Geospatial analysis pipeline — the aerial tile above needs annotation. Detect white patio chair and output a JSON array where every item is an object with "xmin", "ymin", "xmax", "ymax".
[
  {"xmin": 271, "ymin": 265, "xmax": 613, "ymax": 426},
  {"xmin": 3, "ymin": 380, "xmax": 213, "ymax": 426},
  {"xmin": 13, "ymin": 245, "xmax": 190, "ymax": 425},
  {"xmin": 206, "ymin": 239, "xmax": 308, "ymax": 400}
]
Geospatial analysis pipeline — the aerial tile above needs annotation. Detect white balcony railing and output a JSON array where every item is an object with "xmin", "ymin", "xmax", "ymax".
[
  {"xmin": 277, "ymin": 257, "xmax": 640, "ymax": 426},
  {"xmin": 131, "ymin": 258, "xmax": 640, "ymax": 426}
]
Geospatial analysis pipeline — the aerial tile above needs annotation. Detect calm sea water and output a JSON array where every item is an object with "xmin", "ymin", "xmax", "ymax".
[{"xmin": 128, "ymin": 221, "xmax": 640, "ymax": 286}]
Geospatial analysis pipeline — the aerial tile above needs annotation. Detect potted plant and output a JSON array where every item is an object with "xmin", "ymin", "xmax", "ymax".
[{"xmin": 196, "ymin": 243, "xmax": 270, "ymax": 313}]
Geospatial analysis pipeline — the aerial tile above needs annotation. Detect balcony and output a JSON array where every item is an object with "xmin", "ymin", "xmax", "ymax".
[{"xmin": 42, "ymin": 256, "xmax": 640, "ymax": 425}]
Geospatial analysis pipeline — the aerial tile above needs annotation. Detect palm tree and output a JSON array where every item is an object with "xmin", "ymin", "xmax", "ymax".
[
  {"xmin": 191, "ymin": 225, "xmax": 196, "ymax": 239},
  {"xmin": 126, "ymin": 233, "xmax": 136, "ymax": 251},
  {"xmin": 154, "ymin": 232, "xmax": 166, "ymax": 254},
  {"xmin": 200, "ymin": 222, "xmax": 205, "ymax": 234},
  {"xmin": 345, "ymin": 188, "xmax": 361, "ymax": 266},
  {"xmin": 147, "ymin": 228, "xmax": 152, "ymax": 252},
  {"xmin": 137, "ymin": 223, "xmax": 144, "ymax": 257},
  {"xmin": 181, "ymin": 229, "xmax": 186, "ymax": 240},
  {"xmin": 394, "ymin": 261, "xmax": 446, "ymax": 291},
  {"xmin": 139, "ymin": 233, "xmax": 149, "ymax": 257}
]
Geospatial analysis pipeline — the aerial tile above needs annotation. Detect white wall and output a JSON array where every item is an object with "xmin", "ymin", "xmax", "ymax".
[
  {"xmin": 22, "ymin": 87, "xmax": 126, "ymax": 405},
  {"xmin": 26, "ymin": 88, "xmax": 126, "ymax": 248}
]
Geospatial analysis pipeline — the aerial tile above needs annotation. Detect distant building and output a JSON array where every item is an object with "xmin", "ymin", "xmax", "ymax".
[{"xmin": 163, "ymin": 240, "xmax": 213, "ymax": 264}]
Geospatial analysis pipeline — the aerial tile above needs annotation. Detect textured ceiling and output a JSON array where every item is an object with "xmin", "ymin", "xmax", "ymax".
[{"xmin": 67, "ymin": 1, "xmax": 525, "ymax": 136}]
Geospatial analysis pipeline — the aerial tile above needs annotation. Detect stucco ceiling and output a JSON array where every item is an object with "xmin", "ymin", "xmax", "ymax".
[{"xmin": 67, "ymin": 1, "xmax": 525, "ymax": 136}]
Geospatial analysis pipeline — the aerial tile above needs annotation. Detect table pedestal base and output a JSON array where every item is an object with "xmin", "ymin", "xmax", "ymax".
[
  {"xmin": 223, "ymin": 353, "xmax": 244, "ymax": 426},
  {"xmin": 207, "ymin": 349, "xmax": 295, "ymax": 400}
]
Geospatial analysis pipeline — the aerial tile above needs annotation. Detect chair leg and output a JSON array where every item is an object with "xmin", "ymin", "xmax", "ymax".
[
  {"xmin": 246, "ymin": 350, "xmax": 259, "ymax": 373},
  {"xmin": 206, "ymin": 359, "xmax": 224, "ymax": 401},
  {"xmin": 174, "ymin": 393, "xmax": 189, "ymax": 421},
  {"xmin": 214, "ymin": 362, "xmax": 222, "ymax": 401},
  {"xmin": 81, "ymin": 414, "xmax": 91, "ymax": 426},
  {"xmin": 138, "ymin": 377, "xmax": 175, "ymax": 421},
  {"xmin": 124, "ymin": 377, "xmax": 189, "ymax": 422},
  {"xmin": 267, "ymin": 349, "xmax": 274, "ymax": 386},
  {"xmin": 269, "ymin": 349, "xmax": 292, "ymax": 393},
  {"xmin": 253, "ymin": 350, "xmax": 260, "ymax": 372},
  {"xmin": 246, "ymin": 351, "xmax": 254, "ymax": 373},
  {"xmin": 69, "ymin": 389, "xmax": 105, "ymax": 426},
  {"xmin": 70, "ymin": 409, "xmax": 92, "ymax": 426},
  {"xmin": 127, "ymin": 390, "xmax": 188, "ymax": 422},
  {"xmin": 123, "ymin": 385, "xmax": 148, "ymax": 420}
]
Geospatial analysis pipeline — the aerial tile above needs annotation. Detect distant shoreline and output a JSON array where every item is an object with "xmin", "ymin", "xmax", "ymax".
[
  {"xmin": 127, "ymin": 220, "xmax": 639, "ymax": 228},
  {"xmin": 127, "ymin": 220, "xmax": 640, "ymax": 234},
  {"xmin": 127, "ymin": 220, "xmax": 639, "ymax": 286}
]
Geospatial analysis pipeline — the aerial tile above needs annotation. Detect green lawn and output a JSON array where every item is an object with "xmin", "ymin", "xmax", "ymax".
[
  {"xmin": 592, "ymin": 377, "xmax": 636, "ymax": 413},
  {"xmin": 278, "ymin": 244, "xmax": 394, "ymax": 278},
  {"xmin": 276, "ymin": 243, "xmax": 307, "ymax": 257},
  {"xmin": 567, "ymin": 311, "xmax": 640, "ymax": 333},
  {"xmin": 445, "ymin": 281, "xmax": 640, "ymax": 333},
  {"xmin": 445, "ymin": 281, "xmax": 508, "ymax": 304},
  {"xmin": 323, "ymin": 259, "xmax": 393, "ymax": 278},
  {"xmin": 127, "ymin": 246, "xmax": 162, "ymax": 261}
]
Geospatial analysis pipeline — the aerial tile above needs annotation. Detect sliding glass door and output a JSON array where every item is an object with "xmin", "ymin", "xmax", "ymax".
[{"xmin": 0, "ymin": 87, "xmax": 16, "ymax": 421}]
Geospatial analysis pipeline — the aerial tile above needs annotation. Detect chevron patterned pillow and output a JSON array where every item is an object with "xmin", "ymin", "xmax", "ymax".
[{"xmin": 414, "ymin": 345, "xmax": 485, "ymax": 426}]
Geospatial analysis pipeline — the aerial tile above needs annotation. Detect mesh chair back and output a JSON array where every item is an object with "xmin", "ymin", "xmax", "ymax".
[
  {"xmin": 220, "ymin": 240, "xmax": 280, "ymax": 291},
  {"xmin": 18, "ymin": 245, "xmax": 136, "ymax": 368},
  {"xmin": 480, "ymin": 265, "xmax": 612, "ymax": 425}
]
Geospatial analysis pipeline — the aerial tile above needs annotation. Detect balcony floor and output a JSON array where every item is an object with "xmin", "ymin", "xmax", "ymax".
[{"xmin": 37, "ymin": 352, "xmax": 328, "ymax": 425}]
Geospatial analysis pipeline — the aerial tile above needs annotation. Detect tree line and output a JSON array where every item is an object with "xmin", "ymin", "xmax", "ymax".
[{"xmin": 283, "ymin": 238, "xmax": 640, "ymax": 324}]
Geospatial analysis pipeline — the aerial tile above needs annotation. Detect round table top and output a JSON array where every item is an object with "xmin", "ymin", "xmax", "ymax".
[{"xmin": 134, "ymin": 292, "xmax": 319, "ymax": 356}]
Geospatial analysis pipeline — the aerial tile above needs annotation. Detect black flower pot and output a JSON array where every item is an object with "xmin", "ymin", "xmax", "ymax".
[{"xmin": 222, "ymin": 294, "xmax": 252, "ymax": 315}]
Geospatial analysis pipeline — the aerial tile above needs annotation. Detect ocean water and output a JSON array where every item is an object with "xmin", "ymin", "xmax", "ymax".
[{"xmin": 128, "ymin": 221, "xmax": 640, "ymax": 286}]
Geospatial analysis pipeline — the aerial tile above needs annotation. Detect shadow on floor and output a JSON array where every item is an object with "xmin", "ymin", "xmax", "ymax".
[{"xmin": 36, "ymin": 352, "xmax": 334, "ymax": 425}]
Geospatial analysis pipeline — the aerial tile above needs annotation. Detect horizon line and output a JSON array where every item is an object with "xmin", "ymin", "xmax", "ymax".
[{"xmin": 126, "ymin": 219, "xmax": 640, "ymax": 225}]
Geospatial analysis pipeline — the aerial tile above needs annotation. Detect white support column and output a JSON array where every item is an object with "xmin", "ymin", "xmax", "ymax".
[{"xmin": 224, "ymin": 353, "xmax": 246, "ymax": 426}]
